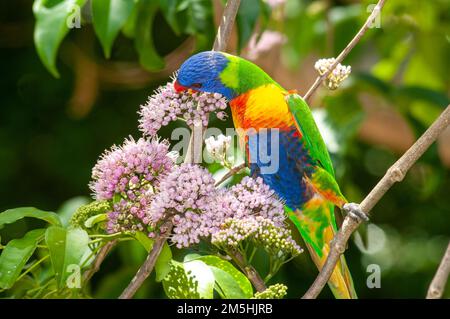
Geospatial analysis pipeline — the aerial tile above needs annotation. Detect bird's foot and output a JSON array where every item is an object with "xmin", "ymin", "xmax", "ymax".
[{"xmin": 343, "ymin": 203, "xmax": 369, "ymax": 222}]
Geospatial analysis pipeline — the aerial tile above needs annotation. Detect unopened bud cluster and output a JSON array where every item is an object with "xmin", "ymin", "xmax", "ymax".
[
  {"xmin": 314, "ymin": 58, "xmax": 351, "ymax": 90},
  {"xmin": 253, "ymin": 283, "xmax": 288, "ymax": 299}
]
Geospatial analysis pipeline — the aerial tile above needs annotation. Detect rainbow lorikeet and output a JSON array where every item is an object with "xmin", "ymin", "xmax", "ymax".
[{"xmin": 175, "ymin": 51, "xmax": 366, "ymax": 299}]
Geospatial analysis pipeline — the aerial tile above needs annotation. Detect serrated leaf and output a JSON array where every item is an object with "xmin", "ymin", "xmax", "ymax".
[
  {"xmin": 33, "ymin": 0, "xmax": 88, "ymax": 77},
  {"xmin": 0, "ymin": 207, "xmax": 61, "ymax": 228},
  {"xmin": 92, "ymin": 0, "xmax": 137, "ymax": 58},
  {"xmin": 84, "ymin": 213, "xmax": 107, "ymax": 228},
  {"xmin": 134, "ymin": 0, "xmax": 165, "ymax": 71},
  {"xmin": 0, "ymin": 228, "xmax": 46, "ymax": 289},
  {"xmin": 197, "ymin": 255, "xmax": 253, "ymax": 298},
  {"xmin": 45, "ymin": 226, "xmax": 89, "ymax": 289}
]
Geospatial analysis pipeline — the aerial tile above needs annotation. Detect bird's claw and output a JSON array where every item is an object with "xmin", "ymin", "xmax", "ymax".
[{"xmin": 343, "ymin": 203, "xmax": 369, "ymax": 222}]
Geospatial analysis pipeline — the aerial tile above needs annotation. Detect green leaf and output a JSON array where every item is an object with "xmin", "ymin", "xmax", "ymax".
[
  {"xmin": 0, "ymin": 228, "xmax": 46, "ymax": 289},
  {"xmin": 183, "ymin": 260, "xmax": 214, "ymax": 299},
  {"xmin": 133, "ymin": 232, "xmax": 172, "ymax": 282},
  {"xmin": 182, "ymin": 0, "xmax": 215, "ymax": 50},
  {"xmin": 45, "ymin": 226, "xmax": 89, "ymax": 289},
  {"xmin": 155, "ymin": 242, "xmax": 172, "ymax": 282},
  {"xmin": 209, "ymin": 266, "xmax": 247, "ymax": 298},
  {"xmin": 92, "ymin": 0, "xmax": 137, "ymax": 58},
  {"xmin": 33, "ymin": 0, "xmax": 88, "ymax": 77},
  {"xmin": 158, "ymin": 0, "xmax": 181, "ymax": 34},
  {"xmin": 134, "ymin": 231, "xmax": 153, "ymax": 252},
  {"xmin": 121, "ymin": 2, "xmax": 139, "ymax": 38},
  {"xmin": 84, "ymin": 213, "xmax": 107, "ymax": 228},
  {"xmin": 134, "ymin": 0, "xmax": 165, "ymax": 71},
  {"xmin": 236, "ymin": 0, "xmax": 260, "ymax": 52},
  {"xmin": 197, "ymin": 255, "xmax": 253, "ymax": 298},
  {"xmin": 163, "ymin": 260, "xmax": 200, "ymax": 298},
  {"xmin": 0, "ymin": 207, "xmax": 62, "ymax": 228}
]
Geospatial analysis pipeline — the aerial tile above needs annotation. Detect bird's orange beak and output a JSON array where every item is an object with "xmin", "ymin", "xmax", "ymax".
[{"xmin": 174, "ymin": 80, "xmax": 188, "ymax": 93}]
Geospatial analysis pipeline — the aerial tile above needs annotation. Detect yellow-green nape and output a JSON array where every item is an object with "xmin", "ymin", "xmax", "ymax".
[
  {"xmin": 218, "ymin": 53, "xmax": 279, "ymax": 95},
  {"xmin": 219, "ymin": 54, "xmax": 240, "ymax": 90}
]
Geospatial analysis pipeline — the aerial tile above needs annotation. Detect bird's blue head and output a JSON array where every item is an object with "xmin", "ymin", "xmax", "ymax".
[{"xmin": 174, "ymin": 51, "xmax": 236, "ymax": 100}]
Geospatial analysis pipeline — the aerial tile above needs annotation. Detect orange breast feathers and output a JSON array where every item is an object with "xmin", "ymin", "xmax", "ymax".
[{"xmin": 229, "ymin": 84, "xmax": 295, "ymax": 132}]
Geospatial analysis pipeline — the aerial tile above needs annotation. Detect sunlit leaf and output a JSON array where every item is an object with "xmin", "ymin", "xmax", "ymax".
[
  {"xmin": 183, "ymin": 259, "xmax": 214, "ymax": 298},
  {"xmin": 162, "ymin": 260, "xmax": 200, "ymax": 298},
  {"xmin": 183, "ymin": 254, "xmax": 253, "ymax": 298}
]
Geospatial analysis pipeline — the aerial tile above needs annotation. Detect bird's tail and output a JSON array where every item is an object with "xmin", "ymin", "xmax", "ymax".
[{"xmin": 289, "ymin": 204, "xmax": 357, "ymax": 299}]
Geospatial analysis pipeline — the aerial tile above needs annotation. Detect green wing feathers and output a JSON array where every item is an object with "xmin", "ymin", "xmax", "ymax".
[
  {"xmin": 286, "ymin": 94, "xmax": 335, "ymax": 177},
  {"xmin": 288, "ymin": 202, "xmax": 357, "ymax": 299}
]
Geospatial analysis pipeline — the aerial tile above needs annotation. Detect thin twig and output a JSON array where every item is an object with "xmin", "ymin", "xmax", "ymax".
[
  {"xmin": 119, "ymin": 223, "xmax": 173, "ymax": 299},
  {"xmin": 118, "ymin": 1, "xmax": 242, "ymax": 299},
  {"xmin": 303, "ymin": 0, "xmax": 386, "ymax": 103},
  {"xmin": 184, "ymin": 0, "xmax": 241, "ymax": 164},
  {"xmin": 302, "ymin": 105, "xmax": 450, "ymax": 299},
  {"xmin": 83, "ymin": 240, "xmax": 117, "ymax": 284},
  {"xmin": 229, "ymin": 249, "xmax": 266, "ymax": 293},
  {"xmin": 215, "ymin": 163, "xmax": 246, "ymax": 186},
  {"xmin": 427, "ymin": 242, "xmax": 450, "ymax": 299}
]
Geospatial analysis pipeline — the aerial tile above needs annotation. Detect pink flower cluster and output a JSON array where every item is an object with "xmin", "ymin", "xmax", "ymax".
[
  {"xmin": 138, "ymin": 80, "xmax": 228, "ymax": 136},
  {"xmin": 148, "ymin": 164, "xmax": 217, "ymax": 247},
  {"xmin": 90, "ymin": 137, "xmax": 177, "ymax": 234},
  {"xmin": 90, "ymin": 137, "xmax": 177, "ymax": 201},
  {"xmin": 147, "ymin": 167, "xmax": 287, "ymax": 248},
  {"xmin": 106, "ymin": 197, "xmax": 150, "ymax": 234},
  {"xmin": 222, "ymin": 176, "xmax": 286, "ymax": 227}
]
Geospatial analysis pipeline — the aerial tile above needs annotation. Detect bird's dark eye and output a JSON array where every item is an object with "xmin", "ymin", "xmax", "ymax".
[{"xmin": 191, "ymin": 83, "xmax": 202, "ymax": 88}]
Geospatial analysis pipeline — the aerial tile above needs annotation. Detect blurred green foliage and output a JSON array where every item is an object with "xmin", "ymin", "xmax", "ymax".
[{"xmin": 0, "ymin": 0, "xmax": 449, "ymax": 298}]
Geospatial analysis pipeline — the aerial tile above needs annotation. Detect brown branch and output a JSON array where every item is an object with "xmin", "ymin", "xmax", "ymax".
[
  {"xmin": 184, "ymin": 0, "xmax": 241, "ymax": 164},
  {"xmin": 83, "ymin": 240, "xmax": 117, "ymax": 284},
  {"xmin": 427, "ymin": 241, "xmax": 450, "ymax": 299},
  {"xmin": 215, "ymin": 163, "xmax": 246, "ymax": 186},
  {"xmin": 229, "ymin": 249, "xmax": 266, "ymax": 293},
  {"xmin": 119, "ymin": 223, "xmax": 173, "ymax": 299},
  {"xmin": 303, "ymin": 0, "xmax": 386, "ymax": 103},
  {"xmin": 118, "ymin": 0, "xmax": 241, "ymax": 299},
  {"xmin": 303, "ymin": 105, "xmax": 450, "ymax": 299},
  {"xmin": 212, "ymin": 0, "xmax": 241, "ymax": 52}
]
